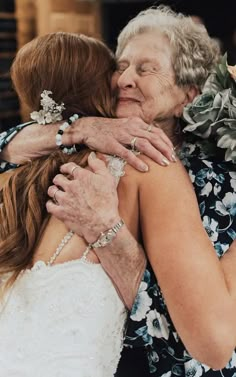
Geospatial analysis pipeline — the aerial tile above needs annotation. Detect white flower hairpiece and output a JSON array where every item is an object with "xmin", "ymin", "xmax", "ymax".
[{"xmin": 30, "ymin": 90, "xmax": 65, "ymax": 125}]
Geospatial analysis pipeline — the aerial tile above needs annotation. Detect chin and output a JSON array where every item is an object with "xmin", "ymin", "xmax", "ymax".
[{"xmin": 116, "ymin": 103, "xmax": 141, "ymax": 119}]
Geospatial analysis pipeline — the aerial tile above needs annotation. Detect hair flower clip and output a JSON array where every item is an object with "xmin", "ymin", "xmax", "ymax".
[{"xmin": 30, "ymin": 90, "xmax": 65, "ymax": 125}]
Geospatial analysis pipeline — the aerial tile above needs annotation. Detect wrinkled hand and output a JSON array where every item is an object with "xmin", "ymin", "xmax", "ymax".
[
  {"xmin": 46, "ymin": 152, "xmax": 120, "ymax": 243},
  {"xmin": 1, "ymin": 116, "xmax": 176, "ymax": 170},
  {"xmin": 63, "ymin": 116, "xmax": 176, "ymax": 172}
]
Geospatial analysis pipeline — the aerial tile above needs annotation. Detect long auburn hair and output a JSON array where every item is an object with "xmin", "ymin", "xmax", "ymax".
[{"xmin": 0, "ymin": 32, "xmax": 116, "ymax": 291}]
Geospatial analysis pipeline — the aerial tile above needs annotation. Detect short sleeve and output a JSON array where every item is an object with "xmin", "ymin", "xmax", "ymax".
[{"xmin": 0, "ymin": 121, "xmax": 35, "ymax": 173}]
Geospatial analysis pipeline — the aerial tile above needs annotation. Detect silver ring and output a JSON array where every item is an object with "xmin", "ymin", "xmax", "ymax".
[
  {"xmin": 71, "ymin": 165, "xmax": 79, "ymax": 177},
  {"xmin": 147, "ymin": 124, "xmax": 153, "ymax": 132},
  {"xmin": 130, "ymin": 137, "xmax": 137, "ymax": 151},
  {"xmin": 53, "ymin": 188, "xmax": 60, "ymax": 205}
]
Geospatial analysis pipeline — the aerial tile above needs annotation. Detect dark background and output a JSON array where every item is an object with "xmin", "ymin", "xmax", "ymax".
[{"xmin": 101, "ymin": 0, "xmax": 236, "ymax": 63}]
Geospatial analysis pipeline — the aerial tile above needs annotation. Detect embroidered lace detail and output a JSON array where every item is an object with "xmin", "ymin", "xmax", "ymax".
[
  {"xmin": 0, "ymin": 261, "xmax": 127, "ymax": 376},
  {"xmin": 106, "ymin": 156, "xmax": 126, "ymax": 186}
]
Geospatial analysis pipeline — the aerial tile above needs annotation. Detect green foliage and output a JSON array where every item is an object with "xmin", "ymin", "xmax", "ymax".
[{"xmin": 182, "ymin": 55, "xmax": 236, "ymax": 162}]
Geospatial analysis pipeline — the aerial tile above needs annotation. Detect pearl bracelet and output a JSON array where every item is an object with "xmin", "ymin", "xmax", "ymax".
[{"xmin": 55, "ymin": 114, "xmax": 79, "ymax": 155}]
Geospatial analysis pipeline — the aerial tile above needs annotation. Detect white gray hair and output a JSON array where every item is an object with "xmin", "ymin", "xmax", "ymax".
[{"xmin": 116, "ymin": 6, "xmax": 220, "ymax": 90}]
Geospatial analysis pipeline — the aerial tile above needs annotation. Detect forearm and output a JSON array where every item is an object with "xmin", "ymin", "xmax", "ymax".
[
  {"xmin": 0, "ymin": 117, "xmax": 89, "ymax": 164},
  {"xmin": 1, "ymin": 123, "xmax": 60, "ymax": 163},
  {"xmin": 94, "ymin": 225, "xmax": 146, "ymax": 311}
]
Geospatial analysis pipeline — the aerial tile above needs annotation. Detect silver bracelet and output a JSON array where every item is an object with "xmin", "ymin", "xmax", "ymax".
[
  {"xmin": 55, "ymin": 114, "xmax": 79, "ymax": 155},
  {"xmin": 90, "ymin": 219, "xmax": 125, "ymax": 249}
]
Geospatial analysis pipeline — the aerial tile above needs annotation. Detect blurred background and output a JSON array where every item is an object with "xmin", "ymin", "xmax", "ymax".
[{"xmin": 0, "ymin": 0, "xmax": 235, "ymax": 131}]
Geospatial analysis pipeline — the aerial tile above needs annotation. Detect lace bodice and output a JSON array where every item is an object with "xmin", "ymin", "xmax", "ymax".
[{"xmin": 0, "ymin": 258, "xmax": 127, "ymax": 377}]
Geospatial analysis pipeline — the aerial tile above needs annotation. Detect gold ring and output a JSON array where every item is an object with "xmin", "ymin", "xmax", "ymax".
[
  {"xmin": 53, "ymin": 188, "xmax": 60, "ymax": 205},
  {"xmin": 71, "ymin": 165, "xmax": 79, "ymax": 177},
  {"xmin": 147, "ymin": 124, "xmax": 153, "ymax": 132},
  {"xmin": 130, "ymin": 137, "xmax": 137, "ymax": 151}
]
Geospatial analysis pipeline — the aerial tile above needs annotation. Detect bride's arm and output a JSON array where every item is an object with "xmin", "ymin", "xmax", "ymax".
[
  {"xmin": 220, "ymin": 240, "xmax": 236, "ymax": 300},
  {"xmin": 138, "ymin": 156, "xmax": 236, "ymax": 369}
]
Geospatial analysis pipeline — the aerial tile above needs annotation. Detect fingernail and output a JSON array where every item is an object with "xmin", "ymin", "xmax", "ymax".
[
  {"xmin": 171, "ymin": 152, "xmax": 177, "ymax": 162},
  {"xmin": 161, "ymin": 157, "xmax": 170, "ymax": 166},
  {"xmin": 90, "ymin": 152, "xmax": 96, "ymax": 159},
  {"xmin": 141, "ymin": 164, "xmax": 149, "ymax": 172}
]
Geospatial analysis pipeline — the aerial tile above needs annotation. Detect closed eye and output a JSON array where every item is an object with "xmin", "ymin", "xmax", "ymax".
[
  {"xmin": 116, "ymin": 62, "xmax": 129, "ymax": 73},
  {"xmin": 138, "ymin": 63, "xmax": 158, "ymax": 74}
]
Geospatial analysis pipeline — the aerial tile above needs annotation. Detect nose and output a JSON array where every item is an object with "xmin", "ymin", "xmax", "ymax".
[{"xmin": 117, "ymin": 66, "xmax": 136, "ymax": 89}]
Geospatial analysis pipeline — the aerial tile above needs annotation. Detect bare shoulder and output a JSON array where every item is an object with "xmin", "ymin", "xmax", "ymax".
[{"xmin": 124, "ymin": 154, "xmax": 192, "ymax": 189}]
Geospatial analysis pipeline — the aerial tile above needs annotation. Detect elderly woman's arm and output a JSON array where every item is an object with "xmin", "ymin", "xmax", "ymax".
[
  {"xmin": 0, "ymin": 116, "xmax": 174, "ymax": 172},
  {"xmin": 46, "ymin": 153, "xmax": 146, "ymax": 310}
]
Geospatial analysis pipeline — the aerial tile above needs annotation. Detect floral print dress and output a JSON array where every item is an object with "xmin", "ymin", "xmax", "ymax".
[
  {"xmin": 123, "ymin": 135, "xmax": 236, "ymax": 377},
  {"xmin": 0, "ymin": 121, "xmax": 34, "ymax": 173}
]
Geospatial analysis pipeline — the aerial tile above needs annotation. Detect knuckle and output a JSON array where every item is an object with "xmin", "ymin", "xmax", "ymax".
[
  {"xmin": 121, "ymin": 148, "xmax": 131, "ymax": 159},
  {"xmin": 52, "ymin": 175, "xmax": 60, "ymax": 184},
  {"xmin": 108, "ymin": 140, "xmax": 117, "ymax": 150},
  {"xmin": 153, "ymin": 138, "xmax": 169, "ymax": 151},
  {"xmin": 46, "ymin": 201, "xmax": 52, "ymax": 213},
  {"xmin": 111, "ymin": 144, "xmax": 123, "ymax": 156},
  {"xmin": 47, "ymin": 185, "xmax": 55, "ymax": 196},
  {"xmin": 159, "ymin": 144, "xmax": 170, "ymax": 153},
  {"xmin": 152, "ymin": 135, "xmax": 165, "ymax": 145},
  {"xmin": 137, "ymin": 138, "xmax": 149, "ymax": 148}
]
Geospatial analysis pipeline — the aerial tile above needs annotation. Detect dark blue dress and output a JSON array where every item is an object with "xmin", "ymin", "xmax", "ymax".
[{"xmin": 118, "ymin": 135, "xmax": 236, "ymax": 377}]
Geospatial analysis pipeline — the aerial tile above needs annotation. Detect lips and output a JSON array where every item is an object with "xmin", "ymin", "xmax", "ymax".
[{"xmin": 118, "ymin": 97, "xmax": 140, "ymax": 103}]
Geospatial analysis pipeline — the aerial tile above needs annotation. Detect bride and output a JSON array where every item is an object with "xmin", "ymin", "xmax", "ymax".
[{"xmin": 0, "ymin": 32, "xmax": 146, "ymax": 376}]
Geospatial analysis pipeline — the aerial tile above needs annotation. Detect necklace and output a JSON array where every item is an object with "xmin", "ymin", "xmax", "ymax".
[
  {"xmin": 46, "ymin": 230, "xmax": 93, "ymax": 266},
  {"xmin": 46, "ymin": 230, "xmax": 74, "ymax": 266}
]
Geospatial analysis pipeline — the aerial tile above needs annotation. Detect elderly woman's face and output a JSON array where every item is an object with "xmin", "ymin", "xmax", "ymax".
[{"xmin": 112, "ymin": 31, "xmax": 188, "ymax": 124}]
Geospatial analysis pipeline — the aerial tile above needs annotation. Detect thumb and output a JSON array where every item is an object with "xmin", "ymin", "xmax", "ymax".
[{"xmin": 87, "ymin": 152, "xmax": 108, "ymax": 175}]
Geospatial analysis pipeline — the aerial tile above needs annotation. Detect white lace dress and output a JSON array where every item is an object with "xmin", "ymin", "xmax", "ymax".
[
  {"xmin": 0, "ymin": 156, "xmax": 128, "ymax": 377},
  {"xmin": 0, "ymin": 259, "xmax": 127, "ymax": 377}
]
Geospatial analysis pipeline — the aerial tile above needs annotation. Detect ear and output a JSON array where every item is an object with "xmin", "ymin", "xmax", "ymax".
[
  {"xmin": 174, "ymin": 85, "xmax": 199, "ymax": 117},
  {"xmin": 185, "ymin": 85, "xmax": 199, "ymax": 104}
]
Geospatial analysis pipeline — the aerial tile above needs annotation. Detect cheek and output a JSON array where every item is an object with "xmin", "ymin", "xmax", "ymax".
[{"xmin": 111, "ymin": 72, "xmax": 120, "ymax": 90}]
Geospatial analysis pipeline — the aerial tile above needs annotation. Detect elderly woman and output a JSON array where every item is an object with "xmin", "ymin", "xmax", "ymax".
[{"xmin": 1, "ymin": 5, "xmax": 236, "ymax": 377}]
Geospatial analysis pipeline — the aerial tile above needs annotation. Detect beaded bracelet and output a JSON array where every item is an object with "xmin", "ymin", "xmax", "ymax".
[{"xmin": 55, "ymin": 114, "xmax": 79, "ymax": 155}]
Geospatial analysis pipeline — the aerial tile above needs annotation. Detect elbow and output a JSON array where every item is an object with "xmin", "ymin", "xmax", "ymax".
[
  {"xmin": 186, "ymin": 326, "xmax": 235, "ymax": 370},
  {"xmin": 198, "ymin": 351, "xmax": 233, "ymax": 371}
]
